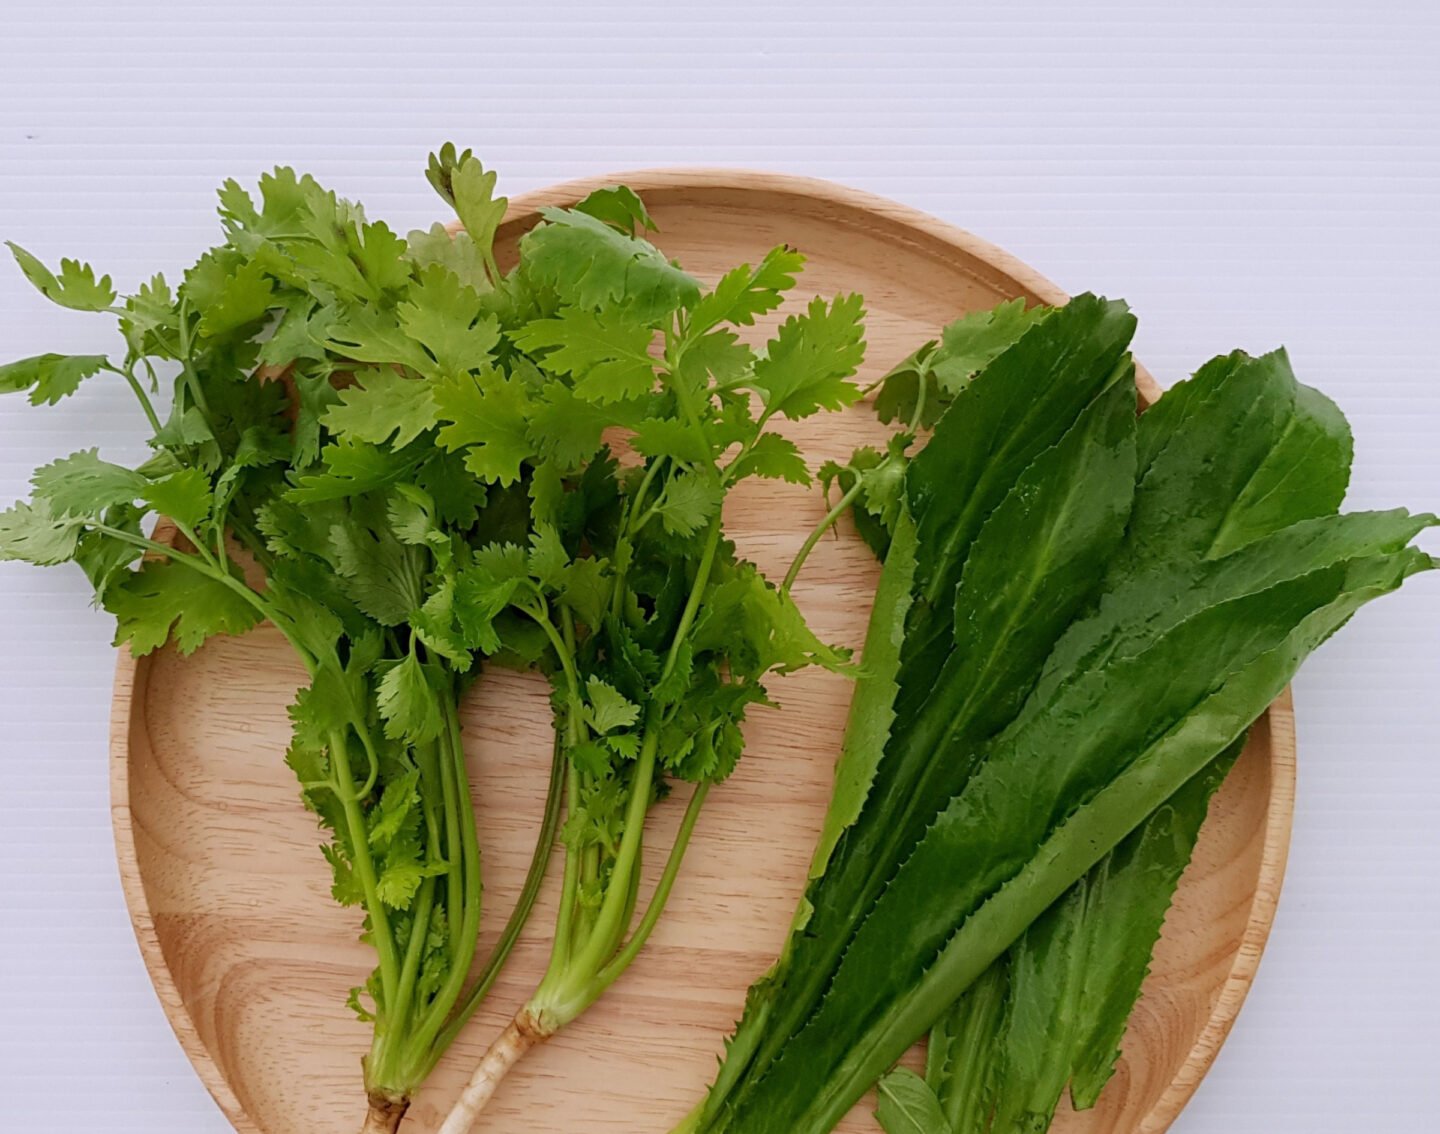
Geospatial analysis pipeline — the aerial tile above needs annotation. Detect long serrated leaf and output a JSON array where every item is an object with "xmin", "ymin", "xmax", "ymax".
[
  {"xmin": 725, "ymin": 549, "xmax": 1431, "ymax": 1134},
  {"xmin": 705, "ymin": 367, "xmax": 1138, "ymax": 1125}
]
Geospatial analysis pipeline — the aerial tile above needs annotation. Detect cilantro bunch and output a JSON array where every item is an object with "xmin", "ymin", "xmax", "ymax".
[
  {"xmin": 384, "ymin": 179, "xmax": 866, "ymax": 1132},
  {"xmin": 0, "ymin": 152, "xmax": 557, "ymax": 1132},
  {"xmin": 1, "ymin": 147, "xmax": 870, "ymax": 1133}
]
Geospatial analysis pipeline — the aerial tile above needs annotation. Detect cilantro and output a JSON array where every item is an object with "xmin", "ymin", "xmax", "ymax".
[
  {"xmin": 520, "ymin": 206, "xmax": 701, "ymax": 321},
  {"xmin": 6, "ymin": 242, "xmax": 117, "ymax": 311},
  {"xmin": 748, "ymin": 293, "xmax": 867, "ymax": 421},
  {"xmin": 104, "ymin": 560, "xmax": 262, "ymax": 656},
  {"xmin": 0, "ymin": 353, "xmax": 108, "ymax": 406}
]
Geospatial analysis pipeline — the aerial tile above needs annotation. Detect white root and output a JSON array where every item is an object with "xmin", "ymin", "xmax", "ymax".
[{"xmin": 437, "ymin": 1011, "xmax": 547, "ymax": 1134}]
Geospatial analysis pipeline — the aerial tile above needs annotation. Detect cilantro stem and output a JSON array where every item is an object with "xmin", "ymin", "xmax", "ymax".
[
  {"xmin": 329, "ymin": 726, "xmax": 402, "ymax": 1008},
  {"xmin": 407, "ymin": 692, "xmax": 482, "ymax": 1059},
  {"xmin": 436, "ymin": 697, "xmax": 466, "ymax": 964},
  {"xmin": 781, "ymin": 479, "xmax": 864, "ymax": 596},
  {"xmin": 105, "ymin": 362, "xmax": 162, "ymax": 434},
  {"xmin": 387, "ymin": 871, "xmax": 437, "ymax": 1071},
  {"xmin": 909, "ymin": 369, "xmax": 928, "ymax": 434},
  {"xmin": 549, "ymin": 716, "xmax": 661, "ymax": 1003},
  {"xmin": 551, "ymin": 762, "xmax": 582, "ymax": 974},
  {"xmin": 592, "ymin": 780, "xmax": 710, "ymax": 994},
  {"xmin": 425, "ymin": 732, "xmax": 567, "ymax": 1075},
  {"xmin": 662, "ymin": 518, "xmax": 722, "ymax": 681}
]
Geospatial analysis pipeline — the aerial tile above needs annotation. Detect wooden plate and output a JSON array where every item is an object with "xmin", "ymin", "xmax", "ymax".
[{"xmin": 111, "ymin": 172, "xmax": 1296, "ymax": 1134}]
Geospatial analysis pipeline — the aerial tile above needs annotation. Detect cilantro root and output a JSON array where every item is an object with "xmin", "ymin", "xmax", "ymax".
[
  {"xmin": 436, "ymin": 1011, "xmax": 549, "ymax": 1134},
  {"xmin": 361, "ymin": 1095, "xmax": 410, "ymax": 1134}
]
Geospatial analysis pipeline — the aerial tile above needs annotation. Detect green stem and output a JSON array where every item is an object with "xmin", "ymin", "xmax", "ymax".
[
  {"xmin": 386, "ymin": 871, "xmax": 437, "ymax": 1070},
  {"xmin": 330, "ymin": 727, "xmax": 402, "ymax": 1008},
  {"xmin": 593, "ymin": 781, "xmax": 710, "ymax": 993},
  {"xmin": 437, "ymin": 694, "xmax": 465, "ymax": 964},
  {"xmin": 108, "ymin": 363, "xmax": 162, "ymax": 433},
  {"xmin": 781, "ymin": 479, "xmax": 864, "ymax": 596},
  {"xmin": 563, "ymin": 719, "xmax": 661, "ymax": 985},
  {"xmin": 550, "ymin": 761, "xmax": 583, "ymax": 974},
  {"xmin": 662, "ymin": 519, "xmax": 723, "ymax": 681},
  {"xmin": 408, "ymin": 692, "xmax": 482, "ymax": 1056},
  {"xmin": 425, "ymin": 731, "xmax": 568, "ymax": 1073}
]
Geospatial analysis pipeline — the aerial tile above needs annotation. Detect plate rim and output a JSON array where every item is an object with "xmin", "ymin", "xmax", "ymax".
[{"xmin": 109, "ymin": 168, "xmax": 1297, "ymax": 1134}]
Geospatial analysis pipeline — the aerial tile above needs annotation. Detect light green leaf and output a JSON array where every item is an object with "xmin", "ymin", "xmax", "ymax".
[
  {"xmin": 31, "ymin": 449, "xmax": 144, "ymax": 518},
  {"xmin": 7, "ymin": 242, "xmax": 116, "ymax": 311},
  {"xmin": 584, "ymin": 676, "xmax": 640, "ymax": 734},
  {"xmin": 689, "ymin": 244, "xmax": 806, "ymax": 334},
  {"xmin": 0, "ymin": 497, "xmax": 82, "ymax": 565},
  {"xmin": 288, "ymin": 440, "xmax": 420, "ymax": 503},
  {"xmin": 632, "ymin": 417, "xmax": 712, "ymax": 465},
  {"xmin": 572, "ymin": 185, "xmax": 656, "ymax": 234},
  {"xmin": 529, "ymin": 523, "xmax": 569, "ymax": 590},
  {"xmin": 874, "ymin": 1068, "xmax": 950, "ymax": 1134},
  {"xmin": 451, "ymin": 156, "xmax": 508, "ymax": 254},
  {"xmin": 0, "ymin": 353, "xmax": 108, "ymax": 406},
  {"xmin": 748, "ymin": 294, "xmax": 866, "ymax": 421},
  {"xmin": 728, "ymin": 432, "xmax": 811, "ymax": 485},
  {"xmin": 104, "ymin": 559, "xmax": 262, "ymax": 656},
  {"xmin": 324, "ymin": 367, "xmax": 440, "ymax": 448},
  {"xmin": 142, "ymin": 467, "xmax": 213, "ymax": 529},
  {"xmin": 376, "ymin": 654, "xmax": 445, "ymax": 745},
  {"xmin": 399, "ymin": 266, "xmax": 500, "ymax": 375},
  {"xmin": 521, "ymin": 206, "xmax": 700, "ymax": 322},
  {"xmin": 653, "ymin": 471, "xmax": 723, "ymax": 537},
  {"xmin": 512, "ymin": 307, "xmax": 657, "ymax": 404},
  {"xmin": 434, "ymin": 367, "xmax": 537, "ymax": 486}
]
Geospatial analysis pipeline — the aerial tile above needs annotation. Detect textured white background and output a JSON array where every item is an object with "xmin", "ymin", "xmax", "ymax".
[{"xmin": 1, "ymin": 1, "xmax": 1436, "ymax": 1130}]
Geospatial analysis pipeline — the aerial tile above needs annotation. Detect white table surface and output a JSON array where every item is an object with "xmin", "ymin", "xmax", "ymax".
[{"xmin": 2, "ymin": 1, "xmax": 1436, "ymax": 1130}]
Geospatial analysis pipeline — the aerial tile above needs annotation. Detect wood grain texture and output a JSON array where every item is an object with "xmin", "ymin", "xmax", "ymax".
[{"xmin": 110, "ymin": 172, "xmax": 1296, "ymax": 1134}]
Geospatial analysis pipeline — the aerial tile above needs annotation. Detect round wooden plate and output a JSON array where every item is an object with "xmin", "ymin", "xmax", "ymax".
[{"xmin": 111, "ymin": 172, "xmax": 1296, "ymax": 1134}]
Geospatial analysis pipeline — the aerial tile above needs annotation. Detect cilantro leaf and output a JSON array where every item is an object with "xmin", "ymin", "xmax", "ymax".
[
  {"xmin": 407, "ymin": 223, "xmax": 492, "ymax": 292},
  {"xmin": 453, "ymin": 563, "xmax": 524, "ymax": 654},
  {"xmin": 572, "ymin": 185, "xmax": 657, "ymax": 235},
  {"xmin": 6, "ymin": 242, "xmax": 116, "ymax": 311},
  {"xmin": 728, "ymin": 432, "xmax": 811, "ymax": 485},
  {"xmin": 0, "ymin": 497, "xmax": 82, "ymax": 565},
  {"xmin": 555, "ymin": 558, "xmax": 612, "ymax": 629},
  {"xmin": 31, "ymin": 449, "xmax": 145, "ymax": 518},
  {"xmin": 435, "ymin": 367, "xmax": 537, "ymax": 486},
  {"xmin": 450, "ymin": 155, "xmax": 508, "ymax": 255},
  {"xmin": 182, "ymin": 250, "xmax": 276, "ymax": 337},
  {"xmin": 376, "ymin": 858, "xmax": 447, "ymax": 909},
  {"xmin": 417, "ymin": 451, "xmax": 488, "ymax": 528},
  {"xmin": 0, "ymin": 353, "xmax": 108, "ymax": 406},
  {"xmin": 583, "ymin": 676, "xmax": 640, "ymax": 734},
  {"xmin": 330, "ymin": 517, "xmax": 425, "ymax": 626},
  {"xmin": 324, "ymin": 367, "xmax": 441, "ymax": 449},
  {"xmin": 521, "ymin": 207, "xmax": 700, "ymax": 322},
  {"xmin": 512, "ymin": 308, "xmax": 657, "ymax": 404},
  {"xmin": 288, "ymin": 440, "xmax": 420, "ymax": 503},
  {"xmin": 325, "ymin": 304, "xmax": 434, "ymax": 375},
  {"xmin": 142, "ymin": 467, "xmax": 214, "ymax": 530},
  {"xmin": 104, "ymin": 559, "xmax": 262, "ymax": 656},
  {"xmin": 932, "ymin": 297, "xmax": 1050, "ymax": 391},
  {"xmin": 527, "ymin": 382, "xmax": 618, "ymax": 470},
  {"xmin": 632, "ymin": 417, "xmax": 712, "ymax": 465},
  {"xmin": 749, "ymin": 294, "xmax": 866, "ymax": 421},
  {"xmin": 528, "ymin": 523, "xmax": 569, "ymax": 590},
  {"xmin": 653, "ymin": 471, "xmax": 723, "ymax": 537},
  {"xmin": 376, "ymin": 654, "xmax": 445, "ymax": 745},
  {"xmin": 399, "ymin": 267, "xmax": 500, "ymax": 376},
  {"xmin": 689, "ymin": 245, "xmax": 806, "ymax": 334}
]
